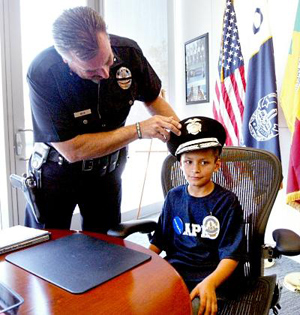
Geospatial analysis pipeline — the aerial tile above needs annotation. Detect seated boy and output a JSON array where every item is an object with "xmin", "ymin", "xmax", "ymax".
[{"xmin": 149, "ymin": 116, "xmax": 244, "ymax": 315}]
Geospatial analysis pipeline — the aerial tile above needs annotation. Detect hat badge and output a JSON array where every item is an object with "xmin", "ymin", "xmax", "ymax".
[
  {"xmin": 185, "ymin": 118, "xmax": 202, "ymax": 135},
  {"xmin": 116, "ymin": 67, "xmax": 132, "ymax": 90}
]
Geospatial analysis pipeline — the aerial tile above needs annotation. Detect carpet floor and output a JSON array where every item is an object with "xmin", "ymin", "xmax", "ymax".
[{"xmin": 264, "ymin": 256, "xmax": 300, "ymax": 315}]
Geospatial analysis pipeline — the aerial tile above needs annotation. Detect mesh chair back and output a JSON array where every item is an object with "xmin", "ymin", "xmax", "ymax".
[{"xmin": 161, "ymin": 146, "xmax": 282, "ymax": 279}]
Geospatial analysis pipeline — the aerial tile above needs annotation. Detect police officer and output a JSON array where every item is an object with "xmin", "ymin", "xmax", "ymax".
[{"xmin": 25, "ymin": 6, "xmax": 181, "ymax": 233}]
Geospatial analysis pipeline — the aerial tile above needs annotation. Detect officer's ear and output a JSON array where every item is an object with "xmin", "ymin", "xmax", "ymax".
[
  {"xmin": 62, "ymin": 57, "xmax": 72, "ymax": 65},
  {"xmin": 61, "ymin": 52, "xmax": 73, "ymax": 64}
]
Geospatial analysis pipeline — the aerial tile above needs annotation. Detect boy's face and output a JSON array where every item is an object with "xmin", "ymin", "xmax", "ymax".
[{"xmin": 180, "ymin": 149, "xmax": 220, "ymax": 193}]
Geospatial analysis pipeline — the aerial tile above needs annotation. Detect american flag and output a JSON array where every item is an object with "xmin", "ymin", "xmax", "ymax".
[{"xmin": 213, "ymin": 0, "xmax": 246, "ymax": 146}]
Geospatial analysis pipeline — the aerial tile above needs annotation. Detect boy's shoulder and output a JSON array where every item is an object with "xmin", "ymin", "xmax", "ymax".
[
  {"xmin": 213, "ymin": 183, "xmax": 242, "ymax": 214},
  {"xmin": 213, "ymin": 183, "xmax": 237, "ymax": 198},
  {"xmin": 168, "ymin": 184, "xmax": 187, "ymax": 196},
  {"xmin": 165, "ymin": 185, "xmax": 188, "ymax": 204}
]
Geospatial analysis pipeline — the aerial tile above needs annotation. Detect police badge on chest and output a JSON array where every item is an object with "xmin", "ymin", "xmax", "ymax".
[{"xmin": 116, "ymin": 67, "xmax": 132, "ymax": 89}]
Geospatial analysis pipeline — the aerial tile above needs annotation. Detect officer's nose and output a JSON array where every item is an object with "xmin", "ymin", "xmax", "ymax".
[{"xmin": 98, "ymin": 65, "xmax": 110, "ymax": 79}]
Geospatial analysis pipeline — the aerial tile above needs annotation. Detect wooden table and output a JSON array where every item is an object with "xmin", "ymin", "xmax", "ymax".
[{"xmin": 0, "ymin": 230, "xmax": 192, "ymax": 315}]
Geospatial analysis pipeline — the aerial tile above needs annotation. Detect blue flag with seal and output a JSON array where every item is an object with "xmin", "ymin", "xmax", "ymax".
[{"xmin": 242, "ymin": 0, "xmax": 281, "ymax": 160}]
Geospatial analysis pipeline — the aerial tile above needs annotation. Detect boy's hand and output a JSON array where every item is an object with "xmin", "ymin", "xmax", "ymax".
[{"xmin": 190, "ymin": 278, "xmax": 218, "ymax": 315}]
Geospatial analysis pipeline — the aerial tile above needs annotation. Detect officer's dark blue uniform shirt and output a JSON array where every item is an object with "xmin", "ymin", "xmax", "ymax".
[
  {"xmin": 27, "ymin": 34, "xmax": 162, "ymax": 143},
  {"xmin": 151, "ymin": 183, "xmax": 244, "ymax": 282}
]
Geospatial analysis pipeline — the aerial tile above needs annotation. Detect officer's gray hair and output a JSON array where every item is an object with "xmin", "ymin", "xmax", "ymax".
[{"xmin": 52, "ymin": 6, "xmax": 107, "ymax": 61}]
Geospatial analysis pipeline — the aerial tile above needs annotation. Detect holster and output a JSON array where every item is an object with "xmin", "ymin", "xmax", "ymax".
[
  {"xmin": 10, "ymin": 142, "xmax": 50, "ymax": 224},
  {"xmin": 10, "ymin": 173, "xmax": 43, "ymax": 223},
  {"xmin": 29, "ymin": 142, "xmax": 50, "ymax": 189}
]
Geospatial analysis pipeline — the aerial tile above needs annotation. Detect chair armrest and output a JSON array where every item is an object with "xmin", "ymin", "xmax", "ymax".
[
  {"xmin": 272, "ymin": 229, "xmax": 300, "ymax": 256},
  {"xmin": 107, "ymin": 219, "xmax": 157, "ymax": 239}
]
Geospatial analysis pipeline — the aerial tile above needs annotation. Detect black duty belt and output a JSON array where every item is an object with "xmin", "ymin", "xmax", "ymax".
[{"xmin": 47, "ymin": 149, "xmax": 120, "ymax": 174}]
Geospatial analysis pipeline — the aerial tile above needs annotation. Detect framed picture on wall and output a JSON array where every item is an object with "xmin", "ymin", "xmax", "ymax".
[{"xmin": 185, "ymin": 33, "xmax": 209, "ymax": 104}]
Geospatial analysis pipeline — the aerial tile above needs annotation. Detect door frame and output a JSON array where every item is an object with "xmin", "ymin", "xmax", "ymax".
[
  {"xmin": 0, "ymin": 0, "xmax": 25, "ymax": 228},
  {"xmin": 0, "ymin": 0, "xmax": 104, "ymax": 229}
]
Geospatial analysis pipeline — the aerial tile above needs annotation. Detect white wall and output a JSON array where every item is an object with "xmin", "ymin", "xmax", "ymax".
[
  {"xmin": 171, "ymin": 0, "xmax": 219, "ymax": 119},
  {"xmin": 172, "ymin": 0, "xmax": 300, "ymax": 255}
]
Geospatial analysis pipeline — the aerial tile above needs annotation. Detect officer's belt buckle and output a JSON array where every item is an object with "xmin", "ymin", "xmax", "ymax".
[{"xmin": 82, "ymin": 159, "xmax": 94, "ymax": 171}]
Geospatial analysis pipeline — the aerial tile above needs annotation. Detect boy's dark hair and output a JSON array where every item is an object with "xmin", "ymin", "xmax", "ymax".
[{"xmin": 179, "ymin": 147, "xmax": 221, "ymax": 162}]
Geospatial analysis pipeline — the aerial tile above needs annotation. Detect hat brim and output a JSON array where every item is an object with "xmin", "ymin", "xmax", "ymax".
[{"xmin": 175, "ymin": 137, "xmax": 221, "ymax": 156}]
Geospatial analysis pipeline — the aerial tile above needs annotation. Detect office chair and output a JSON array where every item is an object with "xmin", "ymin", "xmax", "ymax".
[
  {"xmin": 109, "ymin": 146, "xmax": 300, "ymax": 314},
  {"xmin": 159, "ymin": 146, "xmax": 300, "ymax": 315}
]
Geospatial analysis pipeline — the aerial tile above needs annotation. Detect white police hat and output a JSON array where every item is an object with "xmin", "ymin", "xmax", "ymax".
[{"xmin": 167, "ymin": 116, "xmax": 226, "ymax": 158}]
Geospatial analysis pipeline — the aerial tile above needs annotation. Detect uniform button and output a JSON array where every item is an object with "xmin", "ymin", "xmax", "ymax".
[
  {"xmin": 102, "ymin": 123, "xmax": 106, "ymax": 127},
  {"xmin": 83, "ymin": 120, "xmax": 88, "ymax": 124},
  {"xmin": 58, "ymin": 156, "xmax": 64, "ymax": 165},
  {"xmin": 129, "ymin": 100, "xmax": 133, "ymax": 105}
]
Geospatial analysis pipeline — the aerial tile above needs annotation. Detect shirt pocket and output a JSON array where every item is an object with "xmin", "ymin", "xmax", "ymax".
[{"xmin": 100, "ymin": 78, "xmax": 137, "ymax": 128}]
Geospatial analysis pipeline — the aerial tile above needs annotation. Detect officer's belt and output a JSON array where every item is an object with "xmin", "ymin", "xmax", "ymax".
[{"xmin": 47, "ymin": 149, "xmax": 120, "ymax": 174}]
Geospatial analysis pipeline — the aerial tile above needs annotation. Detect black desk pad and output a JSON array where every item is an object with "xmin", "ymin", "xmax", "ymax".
[{"xmin": 5, "ymin": 233, "xmax": 151, "ymax": 294}]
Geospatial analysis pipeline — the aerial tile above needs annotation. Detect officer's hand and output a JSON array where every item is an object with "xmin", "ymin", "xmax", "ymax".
[{"xmin": 139, "ymin": 115, "xmax": 181, "ymax": 142}]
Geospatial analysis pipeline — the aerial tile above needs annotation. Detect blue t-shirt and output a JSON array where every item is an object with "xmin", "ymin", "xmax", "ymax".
[{"xmin": 151, "ymin": 183, "xmax": 244, "ymax": 282}]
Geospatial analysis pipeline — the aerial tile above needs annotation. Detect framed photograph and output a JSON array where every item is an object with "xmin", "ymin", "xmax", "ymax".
[{"xmin": 185, "ymin": 33, "xmax": 209, "ymax": 104}]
